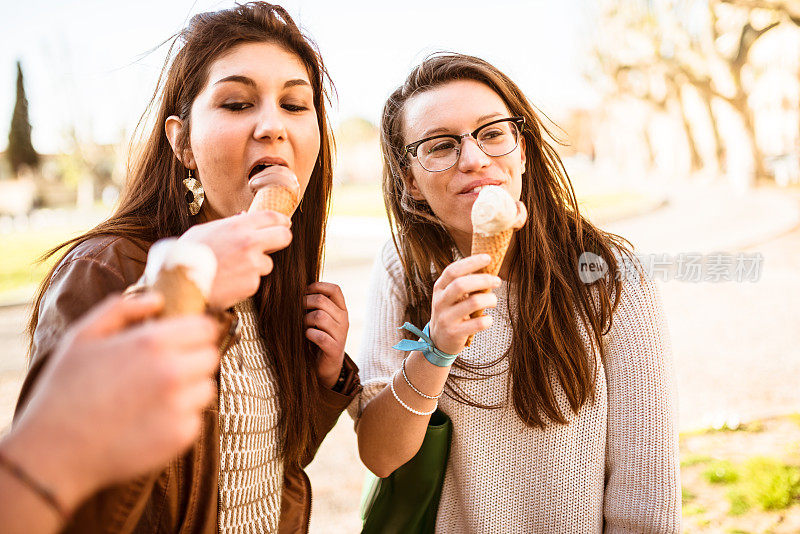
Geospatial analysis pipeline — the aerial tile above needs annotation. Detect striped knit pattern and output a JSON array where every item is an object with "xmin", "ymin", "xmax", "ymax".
[
  {"xmin": 219, "ymin": 299, "xmax": 283, "ymax": 534},
  {"xmin": 350, "ymin": 241, "xmax": 681, "ymax": 533}
]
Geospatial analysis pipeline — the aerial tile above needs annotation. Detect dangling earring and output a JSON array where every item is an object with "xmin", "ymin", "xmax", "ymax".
[{"xmin": 183, "ymin": 169, "xmax": 204, "ymax": 216}]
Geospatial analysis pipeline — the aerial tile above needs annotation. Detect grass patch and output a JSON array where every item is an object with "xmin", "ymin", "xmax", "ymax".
[
  {"xmin": 683, "ymin": 503, "xmax": 707, "ymax": 516},
  {"xmin": 740, "ymin": 457, "xmax": 800, "ymax": 510},
  {"xmin": 699, "ymin": 457, "xmax": 800, "ymax": 515},
  {"xmin": 726, "ymin": 488, "xmax": 752, "ymax": 516},
  {"xmin": 704, "ymin": 460, "xmax": 740, "ymax": 485},
  {"xmin": 0, "ymin": 229, "xmax": 84, "ymax": 294},
  {"xmin": 682, "ymin": 486, "xmax": 696, "ymax": 503}
]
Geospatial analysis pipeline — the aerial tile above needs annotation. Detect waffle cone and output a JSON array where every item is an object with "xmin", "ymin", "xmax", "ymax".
[
  {"xmin": 151, "ymin": 266, "xmax": 207, "ymax": 317},
  {"xmin": 465, "ymin": 227, "xmax": 514, "ymax": 346},
  {"xmin": 249, "ymin": 184, "xmax": 299, "ymax": 217}
]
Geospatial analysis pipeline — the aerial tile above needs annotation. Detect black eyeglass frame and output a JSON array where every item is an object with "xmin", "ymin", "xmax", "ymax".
[{"xmin": 403, "ymin": 116, "xmax": 526, "ymax": 172}]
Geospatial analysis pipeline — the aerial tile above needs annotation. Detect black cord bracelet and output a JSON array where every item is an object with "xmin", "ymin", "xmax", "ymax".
[{"xmin": 0, "ymin": 448, "xmax": 68, "ymax": 521}]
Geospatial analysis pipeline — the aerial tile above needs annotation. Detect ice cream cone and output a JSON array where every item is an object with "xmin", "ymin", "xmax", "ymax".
[
  {"xmin": 249, "ymin": 184, "xmax": 299, "ymax": 217},
  {"xmin": 465, "ymin": 228, "xmax": 514, "ymax": 346},
  {"xmin": 151, "ymin": 265, "xmax": 207, "ymax": 317}
]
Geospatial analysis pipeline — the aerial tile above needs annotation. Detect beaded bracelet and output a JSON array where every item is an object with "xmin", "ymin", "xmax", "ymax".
[
  {"xmin": 401, "ymin": 357, "xmax": 443, "ymax": 400},
  {"xmin": 0, "ymin": 448, "xmax": 68, "ymax": 520},
  {"xmin": 389, "ymin": 370, "xmax": 438, "ymax": 416}
]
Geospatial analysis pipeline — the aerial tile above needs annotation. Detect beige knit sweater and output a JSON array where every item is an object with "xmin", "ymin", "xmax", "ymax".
[
  {"xmin": 351, "ymin": 242, "xmax": 681, "ymax": 533},
  {"xmin": 219, "ymin": 299, "xmax": 283, "ymax": 533}
]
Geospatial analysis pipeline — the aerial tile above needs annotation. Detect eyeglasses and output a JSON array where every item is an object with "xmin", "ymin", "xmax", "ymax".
[{"xmin": 404, "ymin": 116, "xmax": 525, "ymax": 173}]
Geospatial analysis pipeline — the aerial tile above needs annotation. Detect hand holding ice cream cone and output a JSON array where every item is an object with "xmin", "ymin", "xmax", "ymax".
[
  {"xmin": 465, "ymin": 186, "xmax": 527, "ymax": 345},
  {"xmin": 142, "ymin": 238, "xmax": 217, "ymax": 317}
]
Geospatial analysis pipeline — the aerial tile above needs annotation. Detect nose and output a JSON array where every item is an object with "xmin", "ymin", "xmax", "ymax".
[
  {"xmin": 456, "ymin": 136, "xmax": 491, "ymax": 172},
  {"xmin": 253, "ymin": 104, "xmax": 286, "ymax": 141}
]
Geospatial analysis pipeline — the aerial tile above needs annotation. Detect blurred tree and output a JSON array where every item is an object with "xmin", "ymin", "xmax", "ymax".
[
  {"xmin": 7, "ymin": 60, "xmax": 40, "ymax": 175},
  {"xmin": 592, "ymin": 0, "xmax": 800, "ymax": 182}
]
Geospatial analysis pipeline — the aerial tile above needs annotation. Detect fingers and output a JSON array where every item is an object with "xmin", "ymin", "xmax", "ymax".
[
  {"xmin": 434, "ymin": 255, "xmax": 492, "ymax": 292},
  {"xmin": 253, "ymin": 226, "xmax": 292, "ymax": 254},
  {"xmin": 512, "ymin": 201, "xmax": 528, "ymax": 230},
  {"xmin": 303, "ymin": 295, "xmax": 343, "ymax": 325},
  {"xmin": 124, "ymin": 314, "xmax": 220, "ymax": 351},
  {"xmin": 252, "ymin": 251, "xmax": 275, "ymax": 277},
  {"xmin": 77, "ymin": 292, "xmax": 165, "ymax": 338},
  {"xmin": 305, "ymin": 282, "xmax": 347, "ymax": 311},
  {"xmin": 305, "ymin": 327, "xmax": 339, "ymax": 356},
  {"xmin": 304, "ymin": 308, "xmax": 342, "ymax": 335},
  {"xmin": 171, "ymin": 348, "xmax": 220, "ymax": 384},
  {"xmin": 440, "ymin": 291, "xmax": 498, "ymax": 322},
  {"xmin": 176, "ymin": 378, "xmax": 217, "ymax": 413},
  {"xmin": 438, "ymin": 274, "xmax": 501, "ymax": 307},
  {"xmin": 237, "ymin": 209, "xmax": 291, "ymax": 230},
  {"xmin": 448, "ymin": 315, "xmax": 494, "ymax": 339}
]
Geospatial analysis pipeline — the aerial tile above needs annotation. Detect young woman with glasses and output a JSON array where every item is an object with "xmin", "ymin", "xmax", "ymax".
[{"xmin": 352, "ymin": 53, "xmax": 680, "ymax": 533}]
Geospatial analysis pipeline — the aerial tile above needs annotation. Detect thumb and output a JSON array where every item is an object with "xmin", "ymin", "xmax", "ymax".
[{"xmin": 75, "ymin": 292, "xmax": 165, "ymax": 338}]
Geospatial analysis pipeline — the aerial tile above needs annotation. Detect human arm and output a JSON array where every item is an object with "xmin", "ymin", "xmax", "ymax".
[
  {"xmin": 0, "ymin": 293, "xmax": 220, "ymax": 534},
  {"xmin": 353, "ymin": 246, "xmax": 499, "ymax": 477},
  {"xmin": 178, "ymin": 209, "xmax": 292, "ymax": 309},
  {"xmin": 603, "ymin": 270, "xmax": 681, "ymax": 533}
]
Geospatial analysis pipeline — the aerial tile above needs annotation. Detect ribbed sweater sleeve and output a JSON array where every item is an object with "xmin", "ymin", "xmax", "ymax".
[
  {"xmin": 348, "ymin": 241, "xmax": 407, "ymax": 423},
  {"xmin": 602, "ymin": 269, "xmax": 681, "ymax": 533}
]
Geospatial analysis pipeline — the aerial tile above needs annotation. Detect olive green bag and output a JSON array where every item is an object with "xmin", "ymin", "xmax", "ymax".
[{"xmin": 360, "ymin": 409, "xmax": 452, "ymax": 534}]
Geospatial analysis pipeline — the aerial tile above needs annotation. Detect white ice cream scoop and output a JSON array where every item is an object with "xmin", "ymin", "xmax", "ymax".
[
  {"xmin": 143, "ymin": 238, "xmax": 217, "ymax": 299},
  {"xmin": 471, "ymin": 185, "xmax": 518, "ymax": 236}
]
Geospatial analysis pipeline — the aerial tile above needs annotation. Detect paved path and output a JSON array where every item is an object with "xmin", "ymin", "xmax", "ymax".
[{"xmin": 0, "ymin": 182, "xmax": 798, "ymax": 533}]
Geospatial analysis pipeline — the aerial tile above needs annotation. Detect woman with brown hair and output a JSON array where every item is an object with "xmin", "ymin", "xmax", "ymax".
[
  {"xmin": 353, "ymin": 53, "xmax": 680, "ymax": 532},
  {"xmin": 15, "ymin": 3, "xmax": 359, "ymax": 533}
]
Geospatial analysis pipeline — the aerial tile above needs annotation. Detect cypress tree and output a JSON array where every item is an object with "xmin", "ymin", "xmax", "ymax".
[{"xmin": 7, "ymin": 60, "xmax": 39, "ymax": 174}]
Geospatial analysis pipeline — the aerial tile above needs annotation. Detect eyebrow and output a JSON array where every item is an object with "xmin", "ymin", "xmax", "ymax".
[
  {"xmin": 213, "ymin": 75, "xmax": 311, "ymax": 89},
  {"xmin": 418, "ymin": 112, "xmax": 504, "ymax": 139}
]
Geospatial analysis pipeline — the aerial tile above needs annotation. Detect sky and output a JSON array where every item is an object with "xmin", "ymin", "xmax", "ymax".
[{"xmin": 0, "ymin": 0, "xmax": 596, "ymax": 154}]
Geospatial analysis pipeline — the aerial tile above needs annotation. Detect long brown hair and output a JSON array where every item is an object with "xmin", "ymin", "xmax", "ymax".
[
  {"xmin": 28, "ymin": 2, "xmax": 334, "ymax": 465},
  {"xmin": 381, "ymin": 53, "xmax": 638, "ymax": 428}
]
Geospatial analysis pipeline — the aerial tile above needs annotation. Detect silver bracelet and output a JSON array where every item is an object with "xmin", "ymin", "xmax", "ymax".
[
  {"xmin": 389, "ymin": 370, "xmax": 438, "ymax": 416},
  {"xmin": 401, "ymin": 357, "xmax": 443, "ymax": 400}
]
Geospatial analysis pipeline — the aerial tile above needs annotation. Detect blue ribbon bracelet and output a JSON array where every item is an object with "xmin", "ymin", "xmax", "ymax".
[{"xmin": 392, "ymin": 322, "xmax": 457, "ymax": 367}]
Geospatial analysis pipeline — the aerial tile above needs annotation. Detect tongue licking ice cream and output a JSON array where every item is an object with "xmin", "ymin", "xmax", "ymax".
[
  {"xmin": 466, "ymin": 185, "xmax": 522, "ymax": 346},
  {"xmin": 249, "ymin": 166, "xmax": 301, "ymax": 217},
  {"xmin": 143, "ymin": 238, "xmax": 217, "ymax": 317}
]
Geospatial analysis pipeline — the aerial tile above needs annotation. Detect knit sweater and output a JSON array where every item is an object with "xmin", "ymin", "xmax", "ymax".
[
  {"xmin": 351, "ymin": 241, "xmax": 681, "ymax": 533},
  {"xmin": 219, "ymin": 298, "xmax": 283, "ymax": 533}
]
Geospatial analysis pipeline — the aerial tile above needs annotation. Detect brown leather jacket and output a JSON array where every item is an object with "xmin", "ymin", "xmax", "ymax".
[{"xmin": 15, "ymin": 235, "xmax": 362, "ymax": 533}]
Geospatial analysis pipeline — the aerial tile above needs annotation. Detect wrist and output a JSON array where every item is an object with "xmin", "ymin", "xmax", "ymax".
[
  {"xmin": 3, "ymin": 423, "xmax": 95, "ymax": 516},
  {"xmin": 393, "ymin": 322, "xmax": 457, "ymax": 368},
  {"xmin": 427, "ymin": 322, "xmax": 462, "ymax": 358},
  {"xmin": 318, "ymin": 359, "xmax": 345, "ymax": 390}
]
